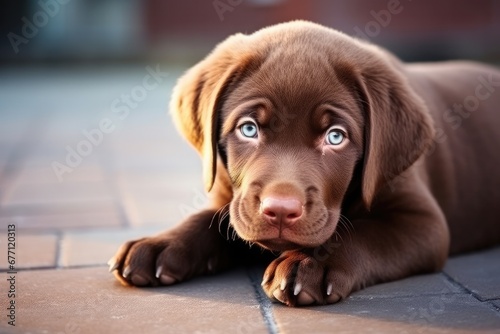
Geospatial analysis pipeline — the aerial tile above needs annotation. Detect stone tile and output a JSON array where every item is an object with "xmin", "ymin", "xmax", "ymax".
[
  {"xmin": 121, "ymin": 193, "xmax": 207, "ymax": 227},
  {"xmin": 350, "ymin": 273, "xmax": 463, "ymax": 299},
  {"xmin": 0, "ymin": 143, "xmax": 14, "ymax": 173},
  {"xmin": 272, "ymin": 295, "xmax": 500, "ymax": 334},
  {"xmin": 13, "ymin": 163, "xmax": 107, "ymax": 184},
  {"xmin": 0, "ymin": 209, "xmax": 122, "ymax": 231},
  {"xmin": 2, "ymin": 181, "xmax": 115, "ymax": 206},
  {"xmin": 109, "ymin": 129, "xmax": 201, "ymax": 172},
  {"xmin": 0, "ymin": 199, "xmax": 116, "ymax": 217},
  {"xmin": 0, "ymin": 113, "xmax": 33, "ymax": 144},
  {"xmin": 117, "ymin": 175, "xmax": 206, "ymax": 226},
  {"xmin": 0, "ymin": 154, "xmax": 109, "ymax": 209},
  {"xmin": 0, "ymin": 159, "xmax": 12, "ymax": 186},
  {"xmin": 0, "ymin": 233, "xmax": 58, "ymax": 269},
  {"xmin": 59, "ymin": 227, "xmax": 165, "ymax": 267},
  {"xmin": 117, "ymin": 171, "xmax": 204, "ymax": 192},
  {"xmin": 122, "ymin": 198, "xmax": 186, "ymax": 227},
  {"xmin": 111, "ymin": 153, "xmax": 201, "ymax": 175},
  {"xmin": 6, "ymin": 267, "xmax": 268, "ymax": 334},
  {"xmin": 444, "ymin": 247, "xmax": 500, "ymax": 301}
]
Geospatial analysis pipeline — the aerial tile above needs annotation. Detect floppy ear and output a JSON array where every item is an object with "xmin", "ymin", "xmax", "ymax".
[
  {"xmin": 357, "ymin": 59, "xmax": 435, "ymax": 208},
  {"xmin": 170, "ymin": 34, "xmax": 250, "ymax": 192}
]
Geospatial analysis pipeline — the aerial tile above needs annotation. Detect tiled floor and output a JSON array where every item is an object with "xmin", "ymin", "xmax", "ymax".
[{"xmin": 0, "ymin": 65, "xmax": 499, "ymax": 333}]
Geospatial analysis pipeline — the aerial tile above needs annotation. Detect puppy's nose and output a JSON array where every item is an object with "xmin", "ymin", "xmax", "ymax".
[{"xmin": 260, "ymin": 197, "xmax": 303, "ymax": 226}]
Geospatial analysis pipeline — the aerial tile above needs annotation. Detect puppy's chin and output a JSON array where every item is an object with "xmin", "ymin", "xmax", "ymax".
[
  {"xmin": 255, "ymin": 239, "xmax": 303, "ymax": 251},
  {"xmin": 233, "ymin": 218, "xmax": 337, "ymax": 252},
  {"xmin": 255, "ymin": 237, "xmax": 336, "ymax": 251}
]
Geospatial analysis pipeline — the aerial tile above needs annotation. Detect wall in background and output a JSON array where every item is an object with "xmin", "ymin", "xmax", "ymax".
[{"xmin": 1, "ymin": 0, "xmax": 500, "ymax": 63}]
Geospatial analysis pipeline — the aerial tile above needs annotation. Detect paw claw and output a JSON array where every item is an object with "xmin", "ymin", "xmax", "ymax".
[
  {"xmin": 262, "ymin": 250, "xmax": 350, "ymax": 306},
  {"xmin": 273, "ymin": 289, "xmax": 285, "ymax": 303},
  {"xmin": 280, "ymin": 278, "xmax": 287, "ymax": 291},
  {"xmin": 327, "ymin": 283, "xmax": 333, "ymax": 296},
  {"xmin": 108, "ymin": 259, "xmax": 118, "ymax": 273},
  {"xmin": 155, "ymin": 266, "xmax": 163, "ymax": 279},
  {"xmin": 293, "ymin": 283, "xmax": 302, "ymax": 296},
  {"xmin": 122, "ymin": 266, "xmax": 131, "ymax": 278},
  {"xmin": 261, "ymin": 273, "xmax": 270, "ymax": 286}
]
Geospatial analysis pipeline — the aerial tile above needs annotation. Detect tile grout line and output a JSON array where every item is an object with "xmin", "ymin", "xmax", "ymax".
[
  {"xmin": 441, "ymin": 270, "xmax": 500, "ymax": 314},
  {"xmin": 485, "ymin": 300, "xmax": 500, "ymax": 314},
  {"xmin": 0, "ymin": 263, "xmax": 108, "ymax": 273},
  {"xmin": 441, "ymin": 271, "xmax": 488, "ymax": 303},
  {"xmin": 349, "ymin": 292, "xmax": 463, "ymax": 300},
  {"xmin": 246, "ymin": 267, "xmax": 280, "ymax": 334},
  {"xmin": 54, "ymin": 231, "xmax": 63, "ymax": 269}
]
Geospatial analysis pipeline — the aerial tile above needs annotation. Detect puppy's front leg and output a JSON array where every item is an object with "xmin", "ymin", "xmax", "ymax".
[
  {"xmin": 109, "ymin": 208, "xmax": 239, "ymax": 287},
  {"xmin": 261, "ymin": 193, "xmax": 450, "ymax": 306}
]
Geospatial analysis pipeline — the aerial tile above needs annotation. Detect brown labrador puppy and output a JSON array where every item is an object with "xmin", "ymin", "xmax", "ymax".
[{"xmin": 109, "ymin": 21, "xmax": 500, "ymax": 306}]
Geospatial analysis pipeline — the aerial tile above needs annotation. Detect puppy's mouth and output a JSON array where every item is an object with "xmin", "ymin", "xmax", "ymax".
[
  {"xmin": 249, "ymin": 219, "xmax": 334, "ymax": 251},
  {"xmin": 230, "ymin": 192, "xmax": 338, "ymax": 251}
]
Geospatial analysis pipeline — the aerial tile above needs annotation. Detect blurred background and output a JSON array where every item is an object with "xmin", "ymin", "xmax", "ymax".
[
  {"xmin": 0, "ymin": 0, "xmax": 499, "ymax": 250},
  {"xmin": 1, "ymin": 0, "xmax": 500, "ymax": 64}
]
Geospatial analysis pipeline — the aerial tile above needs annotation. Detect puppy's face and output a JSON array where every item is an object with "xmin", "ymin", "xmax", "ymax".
[
  {"xmin": 219, "ymin": 55, "xmax": 364, "ymax": 251},
  {"xmin": 171, "ymin": 21, "xmax": 433, "ymax": 253}
]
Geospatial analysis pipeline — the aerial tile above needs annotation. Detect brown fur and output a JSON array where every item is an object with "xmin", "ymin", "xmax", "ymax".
[{"xmin": 110, "ymin": 21, "xmax": 500, "ymax": 306}]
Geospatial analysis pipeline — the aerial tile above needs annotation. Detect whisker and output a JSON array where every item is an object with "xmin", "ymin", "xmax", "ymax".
[
  {"xmin": 210, "ymin": 203, "xmax": 230, "ymax": 230},
  {"xmin": 210, "ymin": 204, "xmax": 230, "ymax": 238},
  {"xmin": 340, "ymin": 214, "xmax": 355, "ymax": 231},
  {"xmin": 220, "ymin": 211, "xmax": 230, "ymax": 223},
  {"xmin": 341, "ymin": 216, "xmax": 355, "ymax": 236},
  {"xmin": 226, "ymin": 220, "xmax": 231, "ymax": 241},
  {"xmin": 337, "ymin": 214, "xmax": 355, "ymax": 242},
  {"xmin": 333, "ymin": 230, "xmax": 344, "ymax": 244}
]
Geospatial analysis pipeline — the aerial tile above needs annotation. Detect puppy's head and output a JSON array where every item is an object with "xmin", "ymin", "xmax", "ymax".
[{"xmin": 171, "ymin": 21, "xmax": 434, "ymax": 251}]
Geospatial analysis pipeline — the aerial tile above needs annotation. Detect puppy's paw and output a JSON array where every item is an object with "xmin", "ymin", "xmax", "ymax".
[
  {"xmin": 108, "ymin": 232, "xmax": 228, "ymax": 287},
  {"xmin": 261, "ymin": 250, "xmax": 354, "ymax": 306}
]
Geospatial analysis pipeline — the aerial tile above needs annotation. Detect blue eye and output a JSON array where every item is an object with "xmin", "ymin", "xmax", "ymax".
[
  {"xmin": 240, "ymin": 122, "xmax": 258, "ymax": 138},
  {"xmin": 326, "ymin": 129, "xmax": 345, "ymax": 145}
]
